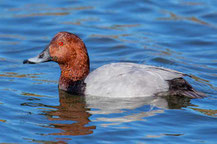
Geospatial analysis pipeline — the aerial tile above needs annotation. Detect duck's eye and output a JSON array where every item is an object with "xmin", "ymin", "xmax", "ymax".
[{"xmin": 58, "ymin": 42, "xmax": 64, "ymax": 46}]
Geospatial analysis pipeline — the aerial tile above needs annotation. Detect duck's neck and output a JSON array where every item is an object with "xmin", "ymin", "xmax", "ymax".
[{"xmin": 59, "ymin": 58, "xmax": 89, "ymax": 94}]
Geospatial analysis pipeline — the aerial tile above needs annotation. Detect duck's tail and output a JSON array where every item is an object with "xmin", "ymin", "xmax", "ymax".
[
  {"xmin": 180, "ymin": 89, "xmax": 206, "ymax": 99},
  {"xmin": 166, "ymin": 78, "xmax": 206, "ymax": 99}
]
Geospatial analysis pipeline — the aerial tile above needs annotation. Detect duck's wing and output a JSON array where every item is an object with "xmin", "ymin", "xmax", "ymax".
[
  {"xmin": 148, "ymin": 67, "xmax": 190, "ymax": 80},
  {"xmin": 84, "ymin": 63, "xmax": 185, "ymax": 97}
]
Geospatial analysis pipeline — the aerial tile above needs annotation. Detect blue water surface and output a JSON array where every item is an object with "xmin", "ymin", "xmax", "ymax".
[{"xmin": 0, "ymin": 0, "xmax": 217, "ymax": 143}]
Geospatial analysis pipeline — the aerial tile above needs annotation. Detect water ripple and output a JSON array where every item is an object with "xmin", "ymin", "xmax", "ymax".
[{"xmin": 0, "ymin": 0, "xmax": 217, "ymax": 143}]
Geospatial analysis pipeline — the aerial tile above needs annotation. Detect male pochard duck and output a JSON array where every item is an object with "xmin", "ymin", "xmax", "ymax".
[{"xmin": 23, "ymin": 32, "xmax": 205, "ymax": 98}]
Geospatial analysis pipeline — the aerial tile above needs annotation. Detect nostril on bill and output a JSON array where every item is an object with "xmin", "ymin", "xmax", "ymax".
[{"xmin": 39, "ymin": 53, "xmax": 44, "ymax": 58}]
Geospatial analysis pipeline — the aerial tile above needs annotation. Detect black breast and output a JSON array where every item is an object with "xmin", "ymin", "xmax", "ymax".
[{"xmin": 66, "ymin": 79, "xmax": 86, "ymax": 95}]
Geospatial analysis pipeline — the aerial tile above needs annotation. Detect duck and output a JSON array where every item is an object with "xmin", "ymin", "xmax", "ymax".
[{"xmin": 23, "ymin": 31, "xmax": 205, "ymax": 98}]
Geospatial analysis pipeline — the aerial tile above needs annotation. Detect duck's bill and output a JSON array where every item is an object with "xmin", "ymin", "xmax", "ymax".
[{"xmin": 23, "ymin": 46, "xmax": 52, "ymax": 64}]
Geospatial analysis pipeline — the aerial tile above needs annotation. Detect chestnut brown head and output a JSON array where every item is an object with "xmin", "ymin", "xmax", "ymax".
[
  {"xmin": 23, "ymin": 32, "xmax": 89, "ymax": 66},
  {"xmin": 49, "ymin": 32, "xmax": 87, "ymax": 65}
]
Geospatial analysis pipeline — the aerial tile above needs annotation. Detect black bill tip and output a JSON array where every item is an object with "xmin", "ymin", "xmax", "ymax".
[
  {"xmin": 23, "ymin": 59, "xmax": 28, "ymax": 64},
  {"xmin": 23, "ymin": 59, "xmax": 35, "ymax": 64}
]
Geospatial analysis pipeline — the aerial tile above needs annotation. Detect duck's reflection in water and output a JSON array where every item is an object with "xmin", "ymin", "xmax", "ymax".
[
  {"xmin": 44, "ymin": 90, "xmax": 192, "ymax": 135},
  {"xmin": 85, "ymin": 94, "xmax": 192, "ymax": 125},
  {"xmin": 44, "ymin": 90, "xmax": 95, "ymax": 136}
]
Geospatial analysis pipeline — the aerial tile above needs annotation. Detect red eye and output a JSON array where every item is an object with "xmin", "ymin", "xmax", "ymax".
[{"xmin": 58, "ymin": 42, "xmax": 63, "ymax": 46}]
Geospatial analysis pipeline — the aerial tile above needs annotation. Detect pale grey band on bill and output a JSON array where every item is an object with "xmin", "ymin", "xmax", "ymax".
[{"xmin": 23, "ymin": 45, "xmax": 52, "ymax": 64}]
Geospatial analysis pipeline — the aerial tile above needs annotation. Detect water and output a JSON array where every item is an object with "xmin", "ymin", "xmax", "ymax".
[{"xmin": 0, "ymin": 0, "xmax": 217, "ymax": 143}]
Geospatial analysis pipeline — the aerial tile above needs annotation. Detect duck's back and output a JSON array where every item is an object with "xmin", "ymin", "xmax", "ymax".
[{"xmin": 84, "ymin": 63, "xmax": 185, "ymax": 97}]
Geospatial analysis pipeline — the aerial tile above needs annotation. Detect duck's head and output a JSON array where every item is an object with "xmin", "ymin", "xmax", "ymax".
[
  {"xmin": 24, "ymin": 32, "xmax": 89, "ymax": 65},
  {"xmin": 24, "ymin": 32, "xmax": 90, "ymax": 91}
]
